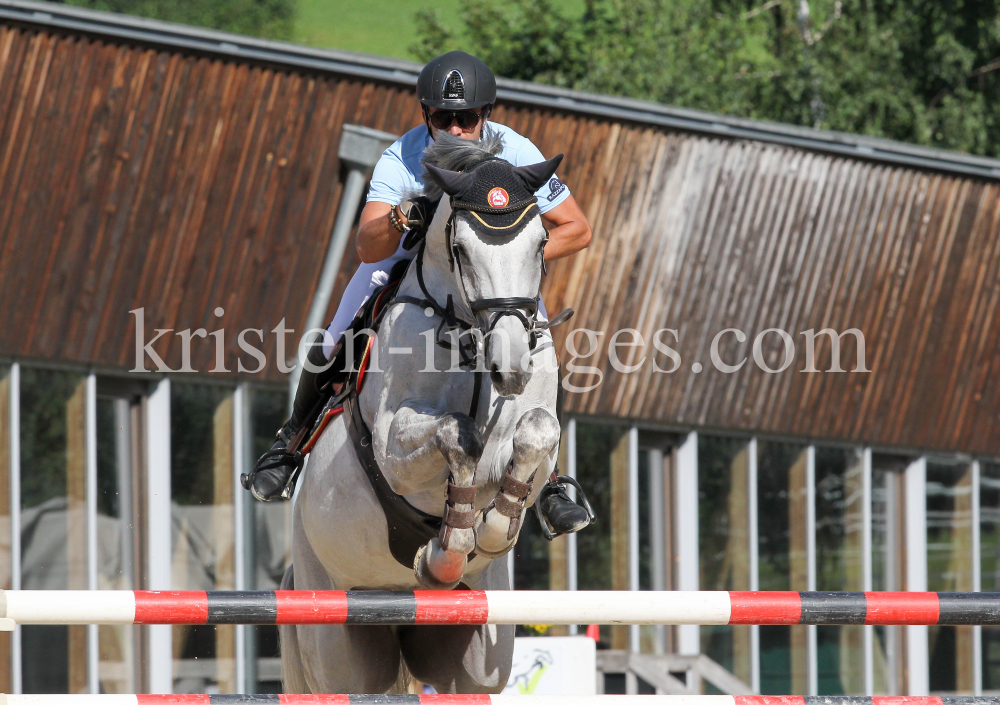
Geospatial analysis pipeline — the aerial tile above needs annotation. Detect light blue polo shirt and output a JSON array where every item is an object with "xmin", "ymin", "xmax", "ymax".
[{"xmin": 367, "ymin": 122, "xmax": 571, "ymax": 213}]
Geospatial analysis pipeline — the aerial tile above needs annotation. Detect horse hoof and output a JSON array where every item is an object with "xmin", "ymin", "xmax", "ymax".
[{"xmin": 413, "ymin": 539, "xmax": 466, "ymax": 590}]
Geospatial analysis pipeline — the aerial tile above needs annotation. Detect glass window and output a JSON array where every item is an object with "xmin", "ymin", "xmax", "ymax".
[
  {"xmin": 514, "ymin": 514, "xmax": 550, "ymax": 591},
  {"xmin": 171, "ymin": 382, "xmax": 236, "ymax": 693},
  {"xmin": 246, "ymin": 387, "xmax": 290, "ymax": 693},
  {"xmin": 926, "ymin": 460, "xmax": 974, "ymax": 694},
  {"xmin": 698, "ymin": 434, "xmax": 751, "ymax": 689},
  {"xmin": 757, "ymin": 440, "xmax": 808, "ymax": 694},
  {"xmin": 96, "ymin": 395, "xmax": 138, "ymax": 693},
  {"xmin": 981, "ymin": 461, "xmax": 1000, "ymax": 693},
  {"xmin": 814, "ymin": 446, "xmax": 864, "ymax": 695},
  {"xmin": 18, "ymin": 367, "xmax": 88, "ymax": 693},
  {"xmin": 575, "ymin": 422, "xmax": 626, "ymax": 645}
]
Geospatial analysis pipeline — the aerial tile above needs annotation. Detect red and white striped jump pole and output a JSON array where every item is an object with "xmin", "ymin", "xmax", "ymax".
[
  {"xmin": 1, "ymin": 590, "xmax": 998, "ymax": 627},
  {"xmin": 2, "ymin": 695, "xmax": 999, "ymax": 704}
]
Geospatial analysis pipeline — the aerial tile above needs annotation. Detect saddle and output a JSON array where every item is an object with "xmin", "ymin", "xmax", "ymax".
[{"xmin": 296, "ymin": 257, "xmax": 446, "ymax": 570}]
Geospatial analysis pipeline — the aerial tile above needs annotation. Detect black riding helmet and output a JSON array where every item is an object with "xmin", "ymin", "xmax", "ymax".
[{"xmin": 417, "ymin": 50, "xmax": 497, "ymax": 116}]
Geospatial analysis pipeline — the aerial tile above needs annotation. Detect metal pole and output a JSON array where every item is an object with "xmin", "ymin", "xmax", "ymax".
[
  {"xmin": 675, "ymin": 432, "xmax": 699, "ymax": 665},
  {"xmin": 9, "ymin": 363, "xmax": 21, "ymax": 694},
  {"xmin": 905, "ymin": 457, "xmax": 929, "ymax": 695},
  {"xmin": 85, "ymin": 374, "xmax": 99, "ymax": 693},
  {"xmin": 146, "ymin": 379, "xmax": 172, "ymax": 694}
]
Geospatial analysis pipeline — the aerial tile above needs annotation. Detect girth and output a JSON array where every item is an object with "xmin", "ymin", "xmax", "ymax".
[{"xmin": 342, "ymin": 385, "xmax": 443, "ymax": 569}]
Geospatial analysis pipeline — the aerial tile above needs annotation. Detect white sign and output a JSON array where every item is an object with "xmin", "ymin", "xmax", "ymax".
[{"xmin": 503, "ymin": 636, "xmax": 597, "ymax": 695}]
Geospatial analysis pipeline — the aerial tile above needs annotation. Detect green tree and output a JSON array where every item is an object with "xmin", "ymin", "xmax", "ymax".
[
  {"xmin": 413, "ymin": 0, "xmax": 1000, "ymax": 157},
  {"xmin": 61, "ymin": 0, "xmax": 296, "ymax": 40}
]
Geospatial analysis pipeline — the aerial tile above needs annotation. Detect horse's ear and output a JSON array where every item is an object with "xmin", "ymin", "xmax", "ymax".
[
  {"xmin": 425, "ymin": 164, "xmax": 477, "ymax": 196},
  {"xmin": 512, "ymin": 154, "xmax": 564, "ymax": 193}
]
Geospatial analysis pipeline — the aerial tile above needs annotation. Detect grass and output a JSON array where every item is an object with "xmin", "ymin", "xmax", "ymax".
[{"xmin": 292, "ymin": 0, "xmax": 586, "ymax": 60}]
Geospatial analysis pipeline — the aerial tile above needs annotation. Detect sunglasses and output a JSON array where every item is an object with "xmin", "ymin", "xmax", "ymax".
[{"xmin": 427, "ymin": 109, "xmax": 482, "ymax": 131}]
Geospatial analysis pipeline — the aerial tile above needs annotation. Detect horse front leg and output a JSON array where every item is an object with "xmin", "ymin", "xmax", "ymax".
[
  {"xmin": 383, "ymin": 403, "xmax": 484, "ymax": 589},
  {"xmin": 476, "ymin": 408, "xmax": 561, "ymax": 557}
]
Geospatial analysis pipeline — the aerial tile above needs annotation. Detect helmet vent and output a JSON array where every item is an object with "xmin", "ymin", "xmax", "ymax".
[{"xmin": 442, "ymin": 70, "xmax": 465, "ymax": 100}]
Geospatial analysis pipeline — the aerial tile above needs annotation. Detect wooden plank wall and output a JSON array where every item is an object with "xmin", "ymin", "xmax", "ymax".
[{"xmin": 1, "ymin": 22, "xmax": 999, "ymax": 455}]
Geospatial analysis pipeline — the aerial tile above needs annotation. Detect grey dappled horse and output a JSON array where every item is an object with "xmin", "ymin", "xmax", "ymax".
[{"xmin": 281, "ymin": 133, "xmax": 564, "ymax": 694}]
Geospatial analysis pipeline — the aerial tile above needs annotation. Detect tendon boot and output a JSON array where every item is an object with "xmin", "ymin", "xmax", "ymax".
[
  {"xmin": 241, "ymin": 336, "xmax": 346, "ymax": 501},
  {"xmin": 535, "ymin": 472, "xmax": 595, "ymax": 539}
]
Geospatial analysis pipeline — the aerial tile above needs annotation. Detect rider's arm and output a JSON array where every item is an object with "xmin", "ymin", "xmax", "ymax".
[
  {"xmin": 357, "ymin": 201, "xmax": 407, "ymax": 263},
  {"xmin": 540, "ymin": 195, "xmax": 592, "ymax": 261}
]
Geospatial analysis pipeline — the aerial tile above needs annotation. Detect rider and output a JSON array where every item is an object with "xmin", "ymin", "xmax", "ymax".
[{"xmin": 248, "ymin": 50, "xmax": 594, "ymax": 536}]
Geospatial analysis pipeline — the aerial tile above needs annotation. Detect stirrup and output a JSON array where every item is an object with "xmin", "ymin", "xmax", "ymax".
[
  {"xmin": 534, "ymin": 475, "xmax": 596, "ymax": 541},
  {"xmin": 240, "ymin": 447, "xmax": 305, "ymax": 502}
]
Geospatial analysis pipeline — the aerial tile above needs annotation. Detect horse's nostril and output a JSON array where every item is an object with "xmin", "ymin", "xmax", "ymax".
[{"xmin": 490, "ymin": 363, "xmax": 504, "ymax": 387}]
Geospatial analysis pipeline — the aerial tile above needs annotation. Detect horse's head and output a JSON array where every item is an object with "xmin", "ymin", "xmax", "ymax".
[{"xmin": 422, "ymin": 134, "xmax": 562, "ymax": 397}]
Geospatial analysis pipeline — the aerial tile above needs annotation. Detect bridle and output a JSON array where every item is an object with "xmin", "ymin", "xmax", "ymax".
[{"xmin": 391, "ymin": 184, "xmax": 571, "ymax": 419}]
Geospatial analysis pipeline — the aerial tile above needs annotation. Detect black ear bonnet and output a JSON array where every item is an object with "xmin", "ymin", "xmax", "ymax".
[{"xmin": 425, "ymin": 154, "xmax": 563, "ymax": 238}]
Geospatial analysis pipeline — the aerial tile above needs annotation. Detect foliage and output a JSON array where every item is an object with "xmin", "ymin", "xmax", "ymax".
[
  {"xmin": 413, "ymin": 0, "xmax": 1000, "ymax": 157},
  {"xmin": 61, "ymin": 0, "xmax": 296, "ymax": 40}
]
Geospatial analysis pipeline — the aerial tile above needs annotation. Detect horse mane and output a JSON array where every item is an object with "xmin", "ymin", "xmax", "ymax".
[{"xmin": 417, "ymin": 126, "xmax": 505, "ymax": 201}]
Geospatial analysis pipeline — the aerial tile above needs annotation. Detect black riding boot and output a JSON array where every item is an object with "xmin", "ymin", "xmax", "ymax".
[
  {"xmin": 534, "ymin": 363, "xmax": 595, "ymax": 537},
  {"xmin": 536, "ymin": 472, "xmax": 594, "ymax": 535},
  {"xmin": 241, "ymin": 337, "xmax": 346, "ymax": 502}
]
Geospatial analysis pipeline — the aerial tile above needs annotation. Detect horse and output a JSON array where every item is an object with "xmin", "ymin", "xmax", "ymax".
[{"xmin": 280, "ymin": 131, "xmax": 566, "ymax": 694}]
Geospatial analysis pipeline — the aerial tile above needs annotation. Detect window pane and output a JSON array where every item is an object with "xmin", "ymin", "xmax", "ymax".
[
  {"xmin": 814, "ymin": 446, "xmax": 864, "ymax": 695},
  {"xmin": 575, "ymin": 422, "xmax": 625, "ymax": 645},
  {"xmin": 96, "ymin": 396, "xmax": 137, "ymax": 693},
  {"xmin": 927, "ymin": 461, "xmax": 974, "ymax": 694},
  {"xmin": 757, "ymin": 441, "xmax": 808, "ymax": 694},
  {"xmin": 699, "ymin": 434, "xmax": 751, "ymax": 689},
  {"xmin": 514, "ymin": 515, "xmax": 549, "ymax": 590},
  {"xmin": 982, "ymin": 462, "xmax": 1000, "ymax": 693},
  {"xmin": 19, "ymin": 367, "xmax": 88, "ymax": 693},
  {"xmin": 246, "ymin": 388, "xmax": 289, "ymax": 693},
  {"xmin": 171, "ymin": 383, "xmax": 236, "ymax": 693}
]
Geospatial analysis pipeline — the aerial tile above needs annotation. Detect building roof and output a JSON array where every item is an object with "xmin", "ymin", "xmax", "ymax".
[{"xmin": 3, "ymin": 0, "xmax": 1000, "ymax": 181}]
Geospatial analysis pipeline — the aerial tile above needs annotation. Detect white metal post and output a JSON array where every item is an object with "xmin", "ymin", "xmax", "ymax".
[
  {"xmin": 146, "ymin": 378, "xmax": 172, "ymax": 694},
  {"xmin": 862, "ymin": 448, "xmax": 874, "ymax": 696},
  {"xmin": 566, "ymin": 419, "xmax": 578, "ymax": 635},
  {"xmin": 628, "ymin": 427, "xmax": 640, "ymax": 654},
  {"xmin": 114, "ymin": 398, "xmax": 136, "ymax": 694},
  {"xmin": 748, "ymin": 437, "xmax": 760, "ymax": 694},
  {"xmin": 233, "ymin": 385, "xmax": 247, "ymax": 693},
  {"xmin": 9, "ymin": 363, "xmax": 20, "ymax": 694},
  {"xmin": 972, "ymin": 460, "xmax": 982, "ymax": 695},
  {"xmin": 905, "ymin": 457, "xmax": 929, "ymax": 696},
  {"xmin": 85, "ymin": 374, "xmax": 100, "ymax": 693},
  {"xmin": 806, "ymin": 445, "xmax": 817, "ymax": 696},
  {"xmin": 675, "ymin": 431, "xmax": 699, "ymax": 657}
]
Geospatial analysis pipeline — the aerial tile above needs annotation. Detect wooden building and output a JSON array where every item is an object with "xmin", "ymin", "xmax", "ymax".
[{"xmin": 0, "ymin": 0, "xmax": 998, "ymax": 696}]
